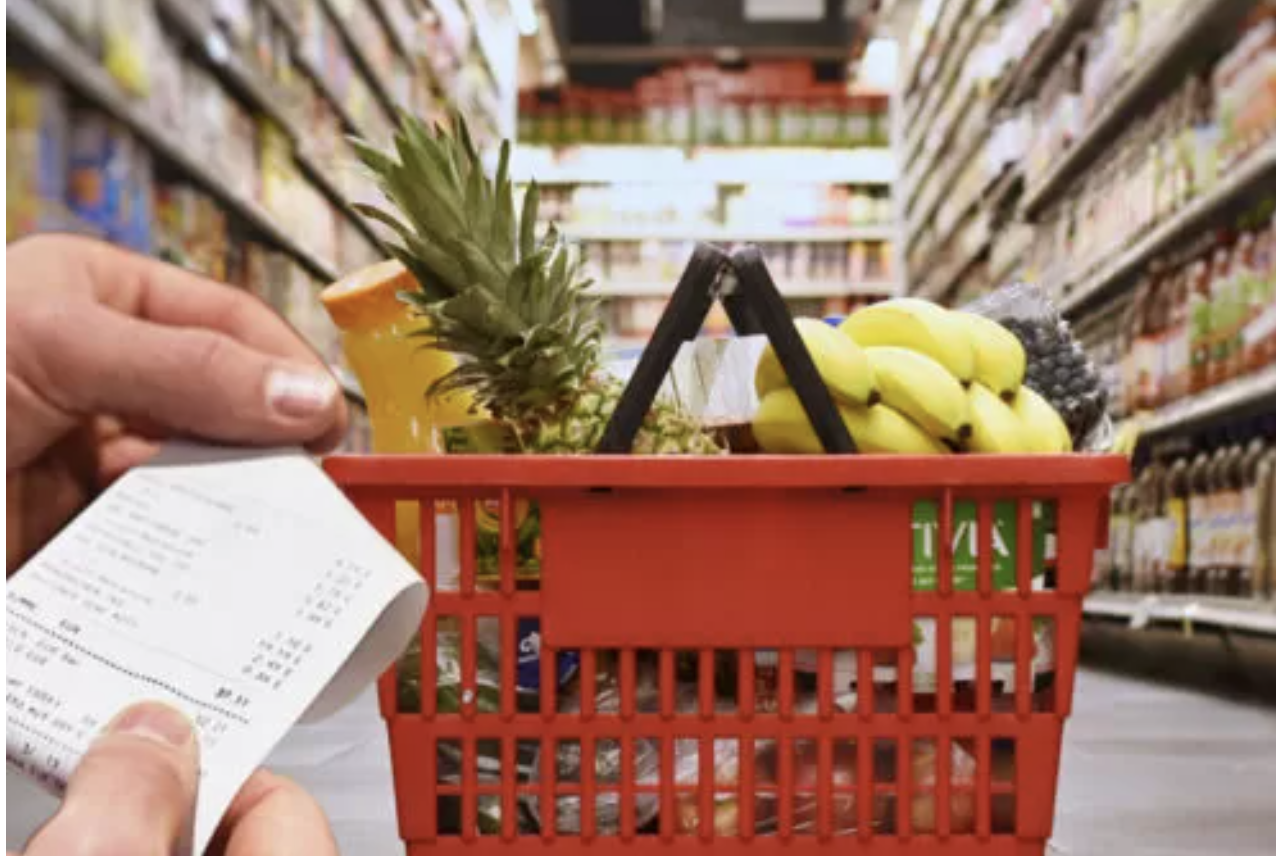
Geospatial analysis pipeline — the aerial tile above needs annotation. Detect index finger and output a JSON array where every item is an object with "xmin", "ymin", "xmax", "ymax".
[
  {"xmin": 79, "ymin": 236, "xmax": 321, "ymax": 364},
  {"xmin": 214, "ymin": 769, "xmax": 338, "ymax": 856}
]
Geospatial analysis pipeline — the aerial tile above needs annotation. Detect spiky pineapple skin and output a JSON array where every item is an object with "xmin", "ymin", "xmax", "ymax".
[{"xmin": 524, "ymin": 375, "xmax": 722, "ymax": 455}]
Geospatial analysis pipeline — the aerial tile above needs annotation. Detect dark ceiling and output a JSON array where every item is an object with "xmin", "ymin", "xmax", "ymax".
[{"xmin": 545, "ymin": 0, "xmax": 869, "ymax": 89}]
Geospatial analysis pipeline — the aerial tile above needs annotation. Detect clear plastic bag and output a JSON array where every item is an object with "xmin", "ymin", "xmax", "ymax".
[
  {"xmin": 525, "ymin": 661, "xmax": 664, "ymax": 834},
  {"xmin": 964, "ymin": 282, "xmax": 1113, "ymax": 451}
]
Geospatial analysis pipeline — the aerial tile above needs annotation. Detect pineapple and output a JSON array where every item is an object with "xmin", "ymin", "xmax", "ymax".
[{"xmin": 350, "ymin": 111, "xmax": 720, "ymax": 455}]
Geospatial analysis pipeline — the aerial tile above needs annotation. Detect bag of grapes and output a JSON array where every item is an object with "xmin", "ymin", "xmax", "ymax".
[{"xmin": 963, "ymin": 282, "xmax": 1114, "ymax": 452}]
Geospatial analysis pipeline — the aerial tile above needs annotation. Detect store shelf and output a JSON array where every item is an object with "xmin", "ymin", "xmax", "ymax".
[
  {"xmin": 1021, "ymin": 0, "xmax": 1242, "ymax": 219},
  {"xmin": 294, "ymin": 149, "xmax": 382, "ymax": 247},
  {"xmin": 1085, "ymin": 591, "xmax": 1276, "ymax": 637},
  {"xmin": 7, "ymin": 0, "xmax": 339, "ymax": 281},
  {"xmin": 318, "ymin": 0, "xmax": 401, "ymax": 119},
  {"xmin": 157, "ymin": 0, "xmax": 300, "ymax": 137},
  {"xmin": 903, "ymin": 0, "xmax": 983, "ymax": 169},
  {"xmin": 511, "ymin": 145, "xmax": 897, "ymax": 185},
  {"xmin": 562, "ymin": 224, "xmax": 894, "ymax": 243},
  {"xmin": 1140, "ymin": 364, "xmax": 1276, "ymax": 440},
  {"xmin": 914, "ymin": 229, "xmax": 991, "ymax": 303},
  {"xmin": 593, "ymin": 279, "xmax": 896, "ymax": 299},
  {"xmin": 903, "ymin": 0, "xmax": 968, "ymax": 98},
  {"xmin": 995, "ymin": 0, "xmax": 1103, "ymax": 110},
  {"xmin": 1060, "ymin": 140, "xmax": 1276, "ymax": 316}
]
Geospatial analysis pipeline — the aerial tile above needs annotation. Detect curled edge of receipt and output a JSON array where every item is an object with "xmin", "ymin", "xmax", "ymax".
[{"xmin": 5, "ymin": 442, "xmax": 427, "ymax": 854}]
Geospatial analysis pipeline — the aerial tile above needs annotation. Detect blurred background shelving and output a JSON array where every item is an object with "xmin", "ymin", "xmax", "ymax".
[{"xmin": 889, "ymin": 0, "xmax": 1276, "ymax": 642}]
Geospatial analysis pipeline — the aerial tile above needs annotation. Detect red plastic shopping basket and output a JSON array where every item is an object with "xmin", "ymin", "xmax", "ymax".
[{"xmin": 323, "ymin": 245, "xmax": 1129, "ymax": 853}]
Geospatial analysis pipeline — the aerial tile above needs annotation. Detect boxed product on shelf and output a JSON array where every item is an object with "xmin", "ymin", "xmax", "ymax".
[
  {"xmin": 101, "ymin": 0, "xmax": 164, "ymax": 98},
  {"xmin": 66, "ymin": 108, "xmax": 146, "ymax": 243},
  {"xmin": 6, "ymin": 69, "xmax": 70, "ymax": 239}
]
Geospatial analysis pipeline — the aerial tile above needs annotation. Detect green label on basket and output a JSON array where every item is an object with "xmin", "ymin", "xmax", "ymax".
[{"xmin": 911, "ymin": 500, "xmax": 1022, "ymax": 590}]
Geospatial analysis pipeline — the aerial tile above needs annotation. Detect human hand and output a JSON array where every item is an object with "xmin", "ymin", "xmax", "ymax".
[
  {"xmin": 6, "ymin": 234, "xmax": 349, "ymax": 572},
  {"xmin": 13, "ymin": 701, "xmax": 338, "ymax": 856}
]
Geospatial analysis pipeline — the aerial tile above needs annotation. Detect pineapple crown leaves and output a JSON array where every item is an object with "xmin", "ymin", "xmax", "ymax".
[{"xmin": 350, "ymin": 110, "xmax": 605, "ymax": 421}]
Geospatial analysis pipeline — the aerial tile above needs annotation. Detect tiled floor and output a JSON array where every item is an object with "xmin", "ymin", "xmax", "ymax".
[{"xmin": 8, "ymin": 669, "xmax": 1276, "ymax": 854}]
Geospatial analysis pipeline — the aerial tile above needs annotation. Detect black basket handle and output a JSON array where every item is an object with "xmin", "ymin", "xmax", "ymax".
[{"xmin": 596, "ymin": 242, "xmax": 856, "ymax": 454}]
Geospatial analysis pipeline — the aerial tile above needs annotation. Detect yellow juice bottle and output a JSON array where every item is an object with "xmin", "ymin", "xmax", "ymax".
[{"xmin": 321, "ymin": 260, "xmax": 476, "ymax": 569}]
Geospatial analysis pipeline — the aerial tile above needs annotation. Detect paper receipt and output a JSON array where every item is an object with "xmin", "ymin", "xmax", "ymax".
[{"xmin": 6, "ymin": 444, "xmax": 427, "ymax": 853}]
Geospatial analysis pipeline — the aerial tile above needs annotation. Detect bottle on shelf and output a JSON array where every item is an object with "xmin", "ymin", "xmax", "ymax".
[
  {"xmin": 1109, "ymin": 483, "xmax": 1137, "ymax": 592},
  {"xmin": 1187, "ymin": 445, "xmax": 1215, "ymax": 594},
  {"xmin": 1256, "ymin": 440, "xmax": 1276, "ymax": 600},
  {"xmin": 1187, "ymin": 235, "xmax": 1216, "ymax": 395},
  {"xmin": 1239, "ymin": 436, "xmax": 1270, "ymax": 598},
  {"xmin": 1133, "ymin": 454, "xmax": 1167, "ymax": 593},
  {"xmin": 1208, "ymin": 233, "xmax": 1237, "ymax": 389},
  {"xmin": 1166, "ymin": 454, "xmax": 1192, "ymax": 593}
]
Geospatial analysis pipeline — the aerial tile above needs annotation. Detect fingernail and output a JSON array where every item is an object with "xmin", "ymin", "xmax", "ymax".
[
  {"xmin": 107, "ymin": 702, "xmax": 194, "ymax": 748},
  {"xmin": 267, "ymin": 365, "xmax": 338, "ymax": 419}
]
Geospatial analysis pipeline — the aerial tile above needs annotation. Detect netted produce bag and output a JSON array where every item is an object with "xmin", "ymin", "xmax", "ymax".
[{"xmin": 964, "ymin": 283, "xmax": 1113, "ymax": 451}]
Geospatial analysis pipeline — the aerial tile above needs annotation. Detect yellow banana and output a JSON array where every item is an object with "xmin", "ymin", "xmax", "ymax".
[
  {"xmin": 752, "ymin": 387, "xmax": 948, "ymax": 455},
  {"xmin": 966, "ymin": 383, "xmax": 1031, "ymax": 453},
  {"xmin": 840, "ymin": 298, "xmax": 976, "ymax": 384},
  {"xmin": 1011, "ymin": 385, "xmax": 1072, "ymax": 453},
  {"xmin": 865, "ymin": 346, "xmax": 971, "ymax": 444},
  {"xmin": 951, "ymin": 311, "xmax": 1025, "ymax": 399},
  {"xmin": 755, "ymin": 317, "xmax": 878, "ymax": 405}
]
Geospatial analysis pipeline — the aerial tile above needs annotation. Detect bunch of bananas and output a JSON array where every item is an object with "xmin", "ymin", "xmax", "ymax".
[{"xmin": 752, "ymin": 299, "xmax": 1074, "ymax": 455}]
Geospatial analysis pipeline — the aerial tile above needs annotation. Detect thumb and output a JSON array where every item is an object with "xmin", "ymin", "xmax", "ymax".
[{"xmin": 26, "ymin": 702, "xmax": 200, "ymax": 856}]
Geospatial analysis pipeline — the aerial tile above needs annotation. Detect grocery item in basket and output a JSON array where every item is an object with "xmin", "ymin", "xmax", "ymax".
[
  {"xmin": 839, "ymin": 298, "xmax": 977, "ymax": 384},
  {"xmin": 751, "ymin": 387, "xmax": 949, "ymax": 454},
  {"xmin": 754, "ymin": 317, "xmax": 879, "ymax": 406},
  {"xmin": 526, "ymin": 662, "xmax": 663, "ymax": 834},
  {"xmin": 949, "ymin": 310, "xmax": 1027, "ymax": 400},
  {"xmin": 965, "ymin": 283, "xmax": 1112, "ymax": 450},
  {"xmin": 909, "ymin": 739, "xmax": 977, "ymax": 834},
  {"xmin": 864, "ymin": 346, "xmax": 971, "ymax": 445}
]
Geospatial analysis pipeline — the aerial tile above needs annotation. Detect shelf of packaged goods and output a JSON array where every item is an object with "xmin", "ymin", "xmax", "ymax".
[
  {"xmin": 156, "ymin": 0, "xmax": 301, "ymax": 136},
  {"xmin": 1021, "ymin": 0, "xmax": 1245, "ymax": 220},
  {"xmin": 153, "ymin": 0, "xmax": 380, "ymax": 252},
  {"xmin": 317, "ymin": 0, "xmax": 402, "ymax": 120},
  {"xmin": 903, "ymin": 0, "xmax": 964, "ymax": 99},
  {"xmin": 593, "ymin": 279, "xmax": 897, "ymax": 299},
  {"xmin": 365, "ymin": 0, "xmax": 415, "ymax": 62},
  {"xmin": 912, "ymin": 217, "xmax": 991, "ymax": 303},
  {"xmin": 902, "ymin": 0, "xmax": 987, "ymax": 170},
  {"xmin": 995, "ymin": 0, "xmax": 1104, "ymax": 111},
  {"xmin": 510, "ymin": 145, "xmax": 897, "ymax": 186},
  {"xmin": 1084, "ymin": 592, "xmax": 1276, "ymax": 637},
  {"xmin": 1140, "ymin": 364, "xmax": 1276, "ymax": 440},
  {"xmin": 293, "ymin": 148, "xmax": 382, "ymax": 247},
  {"xmin": 7, "ymin": 0, "xmax": 340, "ymax": 282},
  {"xmin": 561, "ymin": 224, "xmax": 895, "ymax": 243},
  {"xmin": 331, "ymin": 364, "xmax": 367, "ymax": 406},
  {"xmin": 460, "ymin": 0, "xmax": 512, "ymax": 97},
  {"xmin": 1060, "ymin": 140, "xmax": 1276, "ymax": 317},
  {"xmin": 905, "ymin": 125, "xmax": 985, "ymax": 248}
]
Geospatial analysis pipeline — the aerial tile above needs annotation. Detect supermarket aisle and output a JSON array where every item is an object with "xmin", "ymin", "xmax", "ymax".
[
  {"xmin": 1053, "ymin": 670, "xmax": 1276, "ymax": 856},
  {"xmin": 12, "ymin": 670, "xmax": 1274, "ymax": 854}
]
